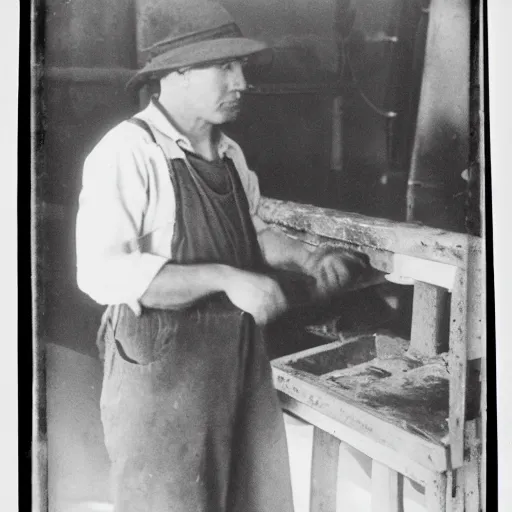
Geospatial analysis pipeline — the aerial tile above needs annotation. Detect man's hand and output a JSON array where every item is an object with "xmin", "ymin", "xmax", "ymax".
[
  {"xmin": 222, "ymin": 268, "xmax": 288, "ymax": 325},
  {"xmin": 301, "ymin": 247, "xmax": 368, "ymax": 298}
]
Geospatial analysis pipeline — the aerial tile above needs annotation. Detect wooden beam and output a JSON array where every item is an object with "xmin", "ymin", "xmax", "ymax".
[
  {"xmin": 44, "ymin": 66, "xmax": 135, "ymax": 85},
  {"xmin": 371, "ymin": 460, "xmax": 404, "ymax": 512},
  {"xmin": 467, "ymin": 236, "xmax": 485, "ymax": 360},
  {"xmin": 310, "ymin": 428, "xmax": 340, "ymax": 512},
  {"xmin": 480, "ymin": 361, "xmax": 487, "ymax": 510},
  {"xmin": 425, "ymin": 474, "xmax": 447, "ymax": 512},
  {"xmin": 390, "ymin": 254, "xmax": 457, "ymax": 290},
  {"xmin": 278, "ymin": 393, "xmax": 433, "ymax": 486},
  {"xmin": 449, "ymin": 268, "xmax": 469, "ymax": 469},
  {"xmin": 258, "ymin": 197, "xmax": 480, "ymax": 268},
  {"xmin": 268, "ymin": 226, "xmax": 394, "ymax": 273},
  {"xmin": 410, "ymin": 282, "xmax": 449, "ymax": 355},
  {"xmin": 446, "ymin": 470, "xmax": 465, "ymax": 512}
]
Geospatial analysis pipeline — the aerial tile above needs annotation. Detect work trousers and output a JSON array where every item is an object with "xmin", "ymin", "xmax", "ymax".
[{"xmin": 100, "ymin": 299, "xmax": 294, "ymax": 512}]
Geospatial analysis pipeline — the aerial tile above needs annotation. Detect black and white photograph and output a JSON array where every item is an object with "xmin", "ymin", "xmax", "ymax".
[{"xmin": 24, "ymin": 0, "xmax": 504, "ymax": 510}]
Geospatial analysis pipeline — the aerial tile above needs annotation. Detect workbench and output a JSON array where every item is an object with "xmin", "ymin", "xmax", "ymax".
[{"xmin": 259, "ymin": 197, "xmax": 485, "ymax": 512}]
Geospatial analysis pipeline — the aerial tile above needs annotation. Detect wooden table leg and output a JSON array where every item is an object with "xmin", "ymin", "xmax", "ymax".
[
  {"xmin": 426, "ymin": 474, "xmax": 447, "ymax": 512},
  {"xmin": 310, "ymin": 427, "xmax": 340, "ymax": 512},
  {"xmin": 371, "ymin": 459, "xmax": 404, "ymax": 512},
  {"xmin": 410, "ymin": 281, "xmax": 449, "ymax": 356},
  {"xmin": 446, "ymin": 470, "xmax": 464, "ymax": 512},
  {"xmin": 447, "ymin": 421, "xmax": 481, "ymax": 512},
  {"xmin": 464, "ymin": 421, "xmax": 481, "ymax": 512}
]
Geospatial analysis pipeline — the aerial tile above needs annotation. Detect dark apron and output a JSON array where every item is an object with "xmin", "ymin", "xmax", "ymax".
[{"xmin": 99, "ymin": 118, "xmax": 294, "ymax": 512}]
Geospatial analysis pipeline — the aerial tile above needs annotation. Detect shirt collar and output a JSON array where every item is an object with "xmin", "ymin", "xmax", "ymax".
[{"xmin": 139, "ymin": 96, "xmax": 233, "ymax": 158}]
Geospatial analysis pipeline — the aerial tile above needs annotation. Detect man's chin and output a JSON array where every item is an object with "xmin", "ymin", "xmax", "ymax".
[
  {"xmin": 209, "ymin": 107, "xmax": 241, "ymax": 125},
  {"xmin": 224, "ymin": 113, "xmax": 240, "ymax": 123},
  {"xmin": 220, "ymin": 104, "xmax": 242, "ymax": 122}
]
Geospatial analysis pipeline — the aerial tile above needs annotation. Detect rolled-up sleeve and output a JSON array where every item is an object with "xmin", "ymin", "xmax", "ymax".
[{"xmin": 76, "ymin": 131, "xmax": 168, "ymax": 310}]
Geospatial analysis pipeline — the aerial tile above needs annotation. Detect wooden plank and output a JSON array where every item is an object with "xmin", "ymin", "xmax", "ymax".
[
  {"xmin": 467, "ymin": 236, "xmax": 485, "ymax": 360},
  {"xmin": 425, "ymin": 474, "xmax": 447, "ymax": 512},
  {"xmin": 446, "ymin": 470, "xmax": 464, "ymax": 512},
  {"xmin": 258, "ymin": 197, "xmax": 480, "ymax": 268},
  {"xmin": 410, "ymin": 282, "xmax": 449, "ymax": 356},
  {"xmin": 33, "ymin": 270, "xmax": 48, "ymax": 512},
  {"xmin": 310, "ymin": 428, "xmax": 340, "ymax": 512},
  {"xmin": 272, "ymin": 366, "xmax": 449, "ymax": 472},
  {"xmin": 275, "ymin": 339, "xmax": 347, "ymax": 366},
  {"xmin": 371, "ymin": 460, "xmax": 404, "ymax": 512},
  {"xmin": 279, "ymin": 393, "xmax": 433, "ymax": 486},
  {"xmin": 45, "ymin": 66, "xmax": 135, "ymax": 84},
  {"xmin": 32, "ymin": 22, "xmax": 48, "ymax": 509},
  {"xmin": 449, "ymin": 267, "xmax": 468, "ymax": 469},
  {"xmin": 480, "ymin": 362, "xmax": 487, "ymax": 511},
  {"xmin": 391, "ymin": 254, "xmax": 457, "ymax": 290},
  {"xmin": 477, "ymin": 0, "xmax": 486, "ymax": 498},
  {"xmin": 445, "ymin": 471, "xmax": 454, "ymax": 512},
  {"xmin": 268, "ymin": 226, "xmax": 394, "ymax": 273}
]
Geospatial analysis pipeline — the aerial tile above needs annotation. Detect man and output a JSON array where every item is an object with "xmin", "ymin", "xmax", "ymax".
[{"xmin": 76, "ymin": 1, "xmax": 364, "ymax": 511}]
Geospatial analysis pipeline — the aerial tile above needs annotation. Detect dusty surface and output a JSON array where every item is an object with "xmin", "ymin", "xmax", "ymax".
[{"xmin": 286, "ymin": 333, "xmax": 454, "ymax": 445}]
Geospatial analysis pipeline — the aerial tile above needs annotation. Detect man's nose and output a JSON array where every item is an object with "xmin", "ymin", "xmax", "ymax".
[{"xmin": 230, "ymin": 62, "xmax": 247, "ymax": 91}]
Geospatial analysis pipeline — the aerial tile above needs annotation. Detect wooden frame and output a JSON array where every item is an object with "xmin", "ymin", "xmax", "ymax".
[{"xmin": 259, "ymin": 196, "xmax": 483, "ymax": 510}]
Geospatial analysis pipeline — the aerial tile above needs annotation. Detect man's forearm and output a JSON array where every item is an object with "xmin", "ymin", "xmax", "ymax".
[
  {"xmin": 257, "ymin": 227, "xmax": 313, "ymax": 271},
  {"xmin": 139, "ymin": 261, "xmax": 289, "ymax": 325},
  {"xmin": 140, "ymin": 263, "xmax": 230, "ymax": 309}
]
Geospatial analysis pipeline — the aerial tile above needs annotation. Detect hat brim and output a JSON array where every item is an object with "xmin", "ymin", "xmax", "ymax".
[{"xmin": 126, "ymin": 38, "xmax": 272, "ymax": 91}]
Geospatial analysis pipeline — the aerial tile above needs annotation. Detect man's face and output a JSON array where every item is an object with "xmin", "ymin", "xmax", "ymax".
[{"xmin": 183, "ymin": 59, "xmax": 248, "ymax": 124}]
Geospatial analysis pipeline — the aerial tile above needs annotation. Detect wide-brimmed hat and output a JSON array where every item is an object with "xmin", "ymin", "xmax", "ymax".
[{"xmin": 127, "ymin": 0, "xmax": 272, "ymax": 91}]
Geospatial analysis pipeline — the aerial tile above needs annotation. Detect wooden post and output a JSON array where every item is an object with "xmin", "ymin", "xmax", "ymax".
[
  {"xmin": 371, "ymin": 460, "xmax": 404, "ymax": 512},
  {"xmin": 480, "ymin": 360, "xmax": 486, "ymax": 512},
  {"xmin": 410, "ymin": 281, "xmax": 449, "ymax": 355},
  {"xmin": 310, "ymin": 428, "xmax": 340, "ymax": 512},
  {"xmin": 449, "ymin": 268, "xmax": 468, "ymax": 469},
  {"xmin": 425, "ymin": 474, "xmax": 447, "ymax": 512},
  {"xmin": 446, "ymin": 470, "xmax": 464, "ymax": 512}
]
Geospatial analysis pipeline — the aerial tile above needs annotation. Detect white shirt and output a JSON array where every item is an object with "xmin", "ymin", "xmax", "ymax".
[{"xmin": 76, "ymin": 99, "xmax": 264, "ymax": 315}]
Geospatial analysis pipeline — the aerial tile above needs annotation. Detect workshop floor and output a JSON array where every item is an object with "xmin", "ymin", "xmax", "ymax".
[{"xmin": 46, "ymin": 343, "xmax": 427, "ymax": 512}]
